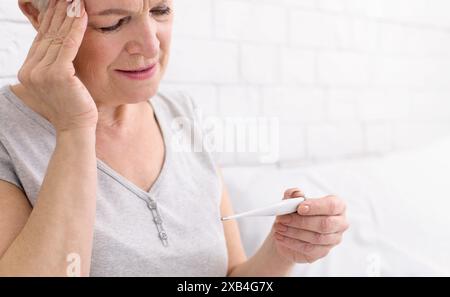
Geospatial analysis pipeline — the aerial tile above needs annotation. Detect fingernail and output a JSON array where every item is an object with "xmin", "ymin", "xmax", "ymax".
[
  {"xmin": 292, "ymin": 190, "xmax": 303, "ymax": 196},
  {"xmin": 67, "ymin": 0, "xmax": 82, "ymax": 18},
  {"xmin": 298, "ymin": 205, "xmax": 310, "ymax": 214}
]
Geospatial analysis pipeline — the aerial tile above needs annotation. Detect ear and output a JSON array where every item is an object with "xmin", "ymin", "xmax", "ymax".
[{"xmin": 18, "ymin": 1, "xmax": 42, "ymax": 31}]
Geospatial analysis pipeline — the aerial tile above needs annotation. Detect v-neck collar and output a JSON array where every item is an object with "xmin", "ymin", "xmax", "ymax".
[{"xmin": 96, "ymin": 96, "xmax": 170, "ymax": 200}]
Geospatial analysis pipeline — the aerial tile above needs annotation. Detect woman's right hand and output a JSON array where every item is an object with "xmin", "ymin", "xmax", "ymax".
[{"xmin": 18, "ymin": 0, "xmax": 98, "ymax": 133}]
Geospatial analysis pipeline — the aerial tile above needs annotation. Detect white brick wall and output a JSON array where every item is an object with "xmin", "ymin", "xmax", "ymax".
[{"xmin": 2, "ymin": 0, "xmax": 450, "ymax": 167}]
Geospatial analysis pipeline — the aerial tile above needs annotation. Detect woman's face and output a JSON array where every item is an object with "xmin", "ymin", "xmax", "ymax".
[{"xmin": 73, "ymin": 0, "xmax": 174, "ymax": 106}]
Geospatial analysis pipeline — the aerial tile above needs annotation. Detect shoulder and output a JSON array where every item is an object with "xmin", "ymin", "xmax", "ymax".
[
  {"xmin": 0, "ymin": 86, "xmax": 20, "ymax": 134},
  {"xmin": 153, "ymin": 89, "xmax": 199, "ymax": 121},
  {"xmin": 0, "ymin": 85, "xmax": 14, "ymax": 116},
  {"xmin": 0, "ymin": 85, "xmax": 30, "ymax": 129}
]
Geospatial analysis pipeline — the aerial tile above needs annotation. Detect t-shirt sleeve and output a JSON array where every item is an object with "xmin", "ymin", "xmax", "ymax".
[{"xmin": 0, "ymin": 139, "xmax": 23, "ymax": 190}]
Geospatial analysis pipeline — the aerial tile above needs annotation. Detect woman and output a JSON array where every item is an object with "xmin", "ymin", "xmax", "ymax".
[{"xmin": 0, "ymin": 0, "xmax": 349, "ymax": 276}]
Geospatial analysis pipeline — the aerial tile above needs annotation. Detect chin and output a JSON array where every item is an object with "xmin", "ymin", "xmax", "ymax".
[{"xmin": 121, "ymin": 85, "xmax": 159, "ymax": 103}]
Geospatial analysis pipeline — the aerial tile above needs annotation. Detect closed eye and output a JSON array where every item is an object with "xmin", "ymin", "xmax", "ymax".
[
  {"xmin": 99, "ymin": 16, "xmax": 131, "ymax": 32},
  {"xmin": 151, "ymin": 6, "xmax": 172, "ymax": 16},
  {"xmin": 98, "ymin": 6, "xmax": 172, "ymax": 33}
]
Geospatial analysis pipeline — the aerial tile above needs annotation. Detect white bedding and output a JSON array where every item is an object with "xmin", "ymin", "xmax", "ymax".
[{"xmin": 221, "ymin": 137, "xmax": 450, "ymax": 276}]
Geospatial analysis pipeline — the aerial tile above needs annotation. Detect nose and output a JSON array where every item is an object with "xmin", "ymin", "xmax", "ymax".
[{"xmin": 125, "ymin": 16, "xmax": 160, "ymax": 59}]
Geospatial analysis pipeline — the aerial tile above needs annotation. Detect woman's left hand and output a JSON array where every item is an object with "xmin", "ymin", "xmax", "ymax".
[{"xmin": 272, "ymin": 188, "xmax": 349, "ymax": 264}]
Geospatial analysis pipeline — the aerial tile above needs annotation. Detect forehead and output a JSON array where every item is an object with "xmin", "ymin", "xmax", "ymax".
[{"xmin": 84, "ymin": 0, "xmax": 170, "ymax": 14}]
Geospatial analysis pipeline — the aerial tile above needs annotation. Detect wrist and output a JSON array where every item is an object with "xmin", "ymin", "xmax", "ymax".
[
  {"xmin": 267, "ymin": 226, "xmax": 296, "ymax": 268},
  {"xmin": 57, "ymin": 126, "xmax": 96, "ymax": 138},
  {"xmin": 56, "ymin": 127, "xmax": 97, "ymax": 150}
]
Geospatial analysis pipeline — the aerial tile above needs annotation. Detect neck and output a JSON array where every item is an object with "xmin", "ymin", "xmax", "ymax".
[{"xmin": 96, "ymin": 102, "xmax": 139, "ymax": 135}]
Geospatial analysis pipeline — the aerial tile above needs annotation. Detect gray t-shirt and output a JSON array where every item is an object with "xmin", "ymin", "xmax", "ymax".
[{"xmin": 0, "ymin": 85, "xmax": 228, "ymax": 276}]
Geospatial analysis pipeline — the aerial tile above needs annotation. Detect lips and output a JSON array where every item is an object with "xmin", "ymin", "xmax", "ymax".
[
  {"xmin": 116, "ymin": 64, "xmax": 156, "ymax": 73},
  {"xmin": 115, "ymin": 63, "xmax": 158, "ymax": 80}
]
